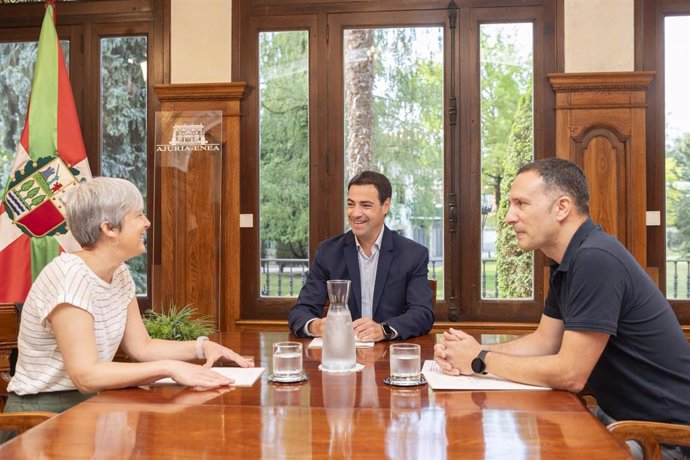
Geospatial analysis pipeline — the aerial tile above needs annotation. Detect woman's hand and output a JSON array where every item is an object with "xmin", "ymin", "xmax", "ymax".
[
  {"xmin": 201, "ymin": 341, "xmax": 254, "ymax": 368},
  {"xmin": 168, "ymin": 361, "xmax": 234, "ymax": 388}
]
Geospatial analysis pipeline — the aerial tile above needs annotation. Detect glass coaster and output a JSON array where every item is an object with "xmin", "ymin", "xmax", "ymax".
[
  {"xmin": 267, "ymin": 373, "xmax": 309, "ymax": 384},
  {"xmin": 383, "ymin": 375, "xmax": 427, "ymax": 387},
  {"xmin": 318, "ymin": 363, "xmax": 365, "ymax": 373}
]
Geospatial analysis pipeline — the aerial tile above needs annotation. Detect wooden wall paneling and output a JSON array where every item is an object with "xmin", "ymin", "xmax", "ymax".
[
  {"xmin": 153, "ymin": 83, "xmax": 246, "ymax": 333},
  {"xmin": 549, "ymin": 72, "xmax": 654, "ymax": 268},
  {"xmin": 576, "ymin": 127, "xmax": 628, "ymax": 244}
]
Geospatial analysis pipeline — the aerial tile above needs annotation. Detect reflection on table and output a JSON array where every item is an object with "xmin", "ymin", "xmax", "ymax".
[{"xmin": 0, "ymin": 332, "xmax": 631, "ymax": 459}]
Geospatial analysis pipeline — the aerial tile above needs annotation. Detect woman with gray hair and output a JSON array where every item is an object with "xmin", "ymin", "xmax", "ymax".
[{"xmin": 4, "ymin": 177, "xmax": 251, "ymax": 415}]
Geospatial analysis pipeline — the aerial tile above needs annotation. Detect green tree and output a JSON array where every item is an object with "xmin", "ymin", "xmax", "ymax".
[
  {"xmin": 369, "ymin": 28, "xmax": 444, "ymax": 231},
  {"xmin": 100, "ymin": 37, "xmax": 148, "ymax": 291},
  {"xmin": 496, "ymin": 86, "xmax": 533, "ymax": 298},
  {"xmin": 259, "ymin": 31, "xmax": 309, "ymax": 259},
  {"xmin": 666, "ymin": 132, "xmax": 690, "ymax": 257},
  {"xmin": 480, "ymin": 26, "xmax": 532, "ymax": 211}
]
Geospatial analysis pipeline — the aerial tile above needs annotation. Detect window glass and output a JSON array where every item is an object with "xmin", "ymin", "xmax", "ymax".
[
  {"xmin": 343, "ymin": 27, "xmax": 444, "ymax": 296},
  {"xmin": 259, "ymin": 30, "xmax": 309, "ymax": 297},
  {"xmin": 100, "ymin": 36, "xmax": 148, "ymax": 294},
  {"xmin": 665, "ymin": 16, "xmax": 690, "ymax": 300},
  {"xmin": 0, "ymin": 40, "xmax": 69, "ymax": 188},
  {"xmin": 479, "ymin": 23, "xmax": 533, "ymax": 300}
]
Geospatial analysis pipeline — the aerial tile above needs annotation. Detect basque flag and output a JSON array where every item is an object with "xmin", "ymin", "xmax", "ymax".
[{"xmin": 0, "ymin": 1, "xmax": 92, "ymax": 302}]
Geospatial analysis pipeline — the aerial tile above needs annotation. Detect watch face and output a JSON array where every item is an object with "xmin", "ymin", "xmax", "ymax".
[
  {"xmin": 382, "ymin": 323, "xmax": 393, "ymax": 337},
  {"xmin": 471, "ymin": 357, "xmax": 485, "ymax": 374}
]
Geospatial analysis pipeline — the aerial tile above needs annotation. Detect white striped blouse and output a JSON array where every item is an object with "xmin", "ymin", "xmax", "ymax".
[{"xmin": 8, "ymin": 253, "xmax": 133, "ymax": 395}]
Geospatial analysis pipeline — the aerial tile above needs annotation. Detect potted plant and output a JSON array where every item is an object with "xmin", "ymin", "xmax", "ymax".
[{"xmin": 142, "ymin": 304, "xmax": 215, "ymax": 341}]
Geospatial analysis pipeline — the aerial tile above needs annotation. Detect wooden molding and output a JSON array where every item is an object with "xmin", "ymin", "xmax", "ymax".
[
  {"xmin": 548, "ymin": 71, "xmax": 655, "ymax": 92},
  {"xmin": 154, "ymin": 83, "xmax": 247, "ymax": 103}
]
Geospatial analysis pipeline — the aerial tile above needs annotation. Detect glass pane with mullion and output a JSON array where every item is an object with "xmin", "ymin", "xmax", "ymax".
[
  {"xmin": 343, "ymin": 27, "xmax": 445, "ymax": 298},
  {"xmin": 0, "ymin": 40, "xmax": 69, "ymax": 189},
  {"xmin": 99, "ymin": 35, "xmax": 148, "ymax": 295},
  {"xmin": 259, "ymin": 30, "xmax": 309, "ymax": 298},
  {"xmin": 664, "ymin": 16, "xmax": 690, "ymax": 300},
  {"xmin": 479, "ymin": 23, "xmax": 533, "ymax": 300}
]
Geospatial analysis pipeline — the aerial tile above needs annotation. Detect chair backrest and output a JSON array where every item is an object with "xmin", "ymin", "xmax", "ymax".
[
  {"xmin": 0, "ymin": 303, "xmax": 19, "ymax": 351},
  {"xmin": 607, "ymin": 420, "xmax": 690, "ymax": 460},
  {"xmin": 0, "ymin": 303, "xmax": 20, "ymax": 411},
  {"xmin": 9, "ymin": 303, "xmax": 23, "ymax": 376},
  {"xmin": 0, "ymin": 411, "xmax": 57, "ymax": 435},
  {"xmin": 428, "ymin": 279, "xmax": 437, "ymax": 311}
]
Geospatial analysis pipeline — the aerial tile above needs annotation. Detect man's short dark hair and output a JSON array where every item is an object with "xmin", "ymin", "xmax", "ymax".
[
  {"xmin": 348, "ymin": 171, "xmax": 392, "ymax": 204},
  {"xmin": 517, "ymin": 157, "xmax": 590, "ymax": 215}
]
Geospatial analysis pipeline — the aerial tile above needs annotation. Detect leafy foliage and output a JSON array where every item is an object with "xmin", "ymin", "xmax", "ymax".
[
  {"xmin": 259, "ymin": 28, "xmax": 445, "ymax": 258},
  {"xmin": 666, "ymin": 132, "xmax": 690, "ymax": 257},
  {"xmin": 143, "ymin": 304, "xmax": 215, "ymax": 341},
  {"xmin": 259, "ymin": 31, "xmax": 309, "ymax": 259},
  {"xmin": 367, "ymin": 28, "xmax": 444, "ymax": 232},
  {"xmin": 496, "ymin": 87, "xmax": 534, "ymax": 298},
  {"xmin": 99, "ymin": 37, "xmax": 149, "ymax": 293},
  {"xmin": 480, "ymin": 25, "xmax": 532, "ymax": 209}
]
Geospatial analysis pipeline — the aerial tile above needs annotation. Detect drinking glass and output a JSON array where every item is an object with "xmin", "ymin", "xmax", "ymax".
[
  {"xmin": 389, "ymin": 343, "xmax": 421, "ymax": 384},
  {"xmin": 272, "ymin": 341, "xmax": 303, "ymax": 380}
]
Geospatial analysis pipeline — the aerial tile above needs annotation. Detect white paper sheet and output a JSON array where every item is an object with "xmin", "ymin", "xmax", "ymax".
[
  {"xmin": 308, "ymin": 337, "xmax": 374, "ymax": 349},
  {"xmin": 152, "ymin": 367, "xmax": 265, "ymax": 387},
  {"xmin": 422, "ymin": 360, "xmax": 551, "ymax": 391}
]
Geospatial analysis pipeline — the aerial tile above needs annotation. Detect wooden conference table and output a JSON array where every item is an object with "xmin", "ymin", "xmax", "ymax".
[{"xmin": 0, "ymin": 332, "xmax": 631, "ymax": 459}]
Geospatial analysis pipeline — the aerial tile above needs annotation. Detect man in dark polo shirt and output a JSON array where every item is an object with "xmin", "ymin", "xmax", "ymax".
[{"xmin": 434, "ymin": 158, "xmax": 690, "ymax": 459}]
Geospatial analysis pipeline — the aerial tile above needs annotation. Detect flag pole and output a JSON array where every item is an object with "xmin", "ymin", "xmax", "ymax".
[{"xmin": 45, "ymin": 0, "xmax": 56, "ymax": 26}]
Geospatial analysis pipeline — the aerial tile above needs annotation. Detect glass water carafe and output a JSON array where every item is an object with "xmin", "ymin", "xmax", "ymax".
[{"xmin": 321, "ymin": 279, "xmax": 357, "ymax": 370}]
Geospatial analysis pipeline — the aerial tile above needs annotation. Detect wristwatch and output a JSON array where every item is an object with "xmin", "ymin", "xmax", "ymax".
[
  {"xmin": 471, "ymin": 350, "xmax": 490, "ymax": 374},
  {"xmin": 381, "ymin": 322, "xmax": 395, "ymax": 340}
]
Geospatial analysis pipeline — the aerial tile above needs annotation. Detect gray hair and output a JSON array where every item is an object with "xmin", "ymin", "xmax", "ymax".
[{"xmin": 65, "ymin": 177, "xmax": 144, "ymax": 247}]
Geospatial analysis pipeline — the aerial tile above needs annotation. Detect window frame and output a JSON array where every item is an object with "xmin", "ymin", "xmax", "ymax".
[
  {"xmin": 642, "ymin": 0, "xmax": 690, "ymax": 322},
  {"xmin": 234, "ymin": 0, "xmax": 558, "ymax": 323}
]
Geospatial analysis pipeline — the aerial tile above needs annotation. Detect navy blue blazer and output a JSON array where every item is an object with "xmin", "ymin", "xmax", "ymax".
[{"xmin": 288, "ymin": 226, "xmax": 434, "ymax": 339}]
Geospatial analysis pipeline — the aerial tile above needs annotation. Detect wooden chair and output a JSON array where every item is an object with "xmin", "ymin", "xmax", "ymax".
[
  {"xmin": 428, "ymin": 279, "xmax": 437, "ymax": 311},
  {"xmin": 0, "ymin": 412, "xmax": 57, "ymax": 435},
  {"xmin": 607, "ymin": 420, "xmax": 690, "ymax": 460},
  {"xmin": 0, "ymin": 303, "xmax": 20, "ymax": 412}
]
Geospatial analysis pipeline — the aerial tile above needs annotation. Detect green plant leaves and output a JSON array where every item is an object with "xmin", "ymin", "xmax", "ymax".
[{"xmin": 142, "ymin": 304, "xmax": 215, "ymax": 341}]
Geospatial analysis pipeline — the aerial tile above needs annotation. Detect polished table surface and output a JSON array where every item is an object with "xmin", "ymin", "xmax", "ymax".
[{"xmin": 0, "ymin": 332, "xmax": 631, "ymax": 459}]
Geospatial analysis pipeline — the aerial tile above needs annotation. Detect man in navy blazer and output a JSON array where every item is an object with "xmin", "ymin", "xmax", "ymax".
[{"xmin": 288, "ymin": 171, "xmax": 434, "ymax": 341}]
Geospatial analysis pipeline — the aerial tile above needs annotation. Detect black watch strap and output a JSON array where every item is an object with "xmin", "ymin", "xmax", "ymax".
[
  {"xmin": 471, "ymin": 349, "xmax": 490, "ymax": 374},
  {"xmin": 381, "ymin": 322, "xmax": 394, "ymax": 339}
]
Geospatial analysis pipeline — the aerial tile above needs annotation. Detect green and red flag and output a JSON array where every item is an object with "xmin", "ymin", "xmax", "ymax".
[{"xmin": 0, "ymin": 1, "xmax": 91, "ymax": 302}]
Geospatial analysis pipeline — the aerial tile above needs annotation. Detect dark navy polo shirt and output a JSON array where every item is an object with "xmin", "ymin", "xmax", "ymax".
[{"xmin": 544, "ymin": 219, "xmax": 690, "ymax": 425}]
